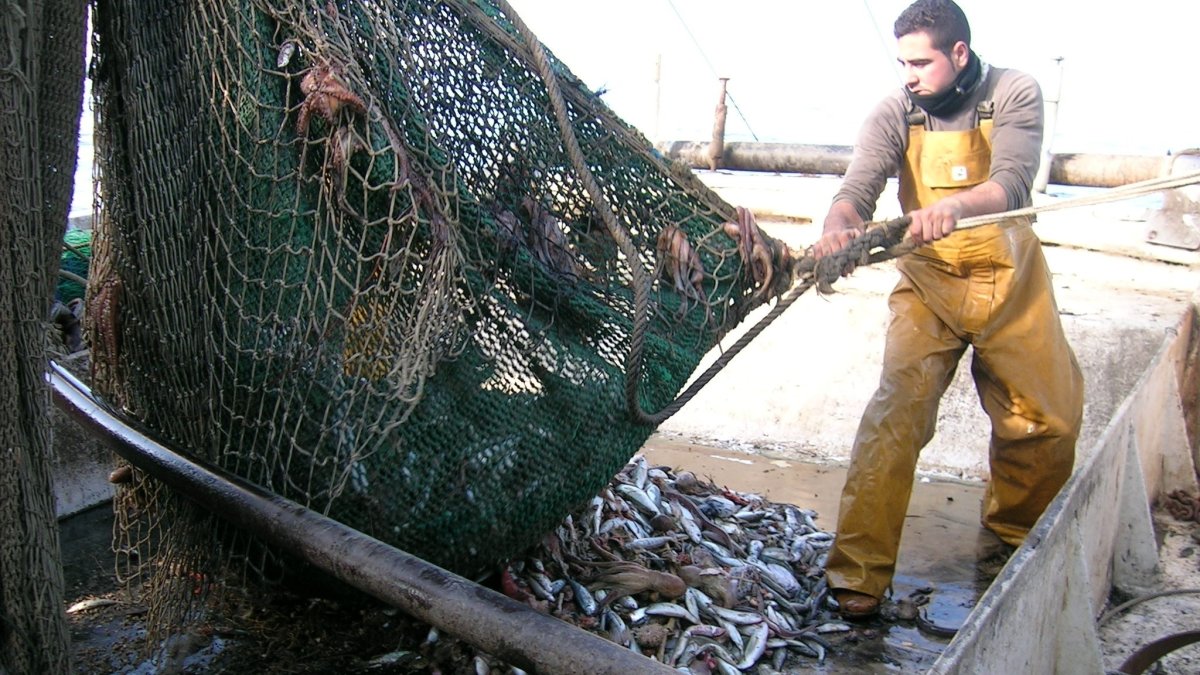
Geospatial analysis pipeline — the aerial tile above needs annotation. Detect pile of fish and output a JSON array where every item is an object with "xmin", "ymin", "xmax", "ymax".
[{"xmin": 493, "ymin": 455, "xmax": 849, "ymax": 673}]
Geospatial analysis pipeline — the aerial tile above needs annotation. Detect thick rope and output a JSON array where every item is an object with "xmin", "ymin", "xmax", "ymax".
[
  {"xmin": 872, "ymin": 169, "xmax": 1200, "ymax": 264},
  {"xmin": 960, "ymin": 169, "xmax": 1200, "ymax": 231}
]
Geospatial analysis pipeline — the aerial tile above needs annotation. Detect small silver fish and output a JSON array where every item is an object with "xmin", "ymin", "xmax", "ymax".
[
  {"xmin": 736, "ymin": 621, "xmax": 770, "ymax": 670},
  {"xmin": 720, "ymin": 617, "xmax": 744, "ymax": 651},
  {"xmin": 616, "ymin": 483, "xmax": 660, "ymax": 517},
  {"xmin": 625, "ymin": 534, "xmax": 683, "ymax": 551},
  {"xmin": 675, "ymin": 502, "xmax": 703, "ymax": 544},
  {"xmin": 276, "ymin": 39, "xmax": 298, "ymax": 68},
  {"xmin": 645, "ymin": 601, "xmax": 699, "ymax": 624},
  {"xmin": 568, "ymin": 577, "xmax": 598, "ymax": 616},
  {"xmin": 707, "ymin": 606, "xmax": 764, "ymax": 626},
  {"xmin": 682, "ymin": 624, "xmax": 726, "ymax": 639}
]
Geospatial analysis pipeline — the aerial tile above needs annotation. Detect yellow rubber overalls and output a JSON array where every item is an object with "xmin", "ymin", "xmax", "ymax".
[{"xmin": 825, "ymin": 104, "xmax": 1085, "ymax": 600}]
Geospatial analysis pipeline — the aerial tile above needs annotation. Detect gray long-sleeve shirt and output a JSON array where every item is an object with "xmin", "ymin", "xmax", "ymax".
[{"xmin": 834, "ymin": 63, "xmax": 1044, "ymax": 221}]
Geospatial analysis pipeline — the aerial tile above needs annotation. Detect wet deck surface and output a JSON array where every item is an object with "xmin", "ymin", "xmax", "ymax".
[{"xmin": 641, "ymin": 436, "xmax": 1010, "ymax": 672}]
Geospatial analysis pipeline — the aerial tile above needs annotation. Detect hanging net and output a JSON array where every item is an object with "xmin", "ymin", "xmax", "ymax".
[{"xmin": 86, "ymin": 0, "xmax": 796, "ymax": 588}]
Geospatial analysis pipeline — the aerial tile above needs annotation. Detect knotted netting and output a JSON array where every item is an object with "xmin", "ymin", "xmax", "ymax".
[
  {"xmin": 1, "ymin": 1, "xmax": 87, "ymax": 671},
  {"xmin": 87, "ymin": 0, "xmax": 796, "ymax": 589}
]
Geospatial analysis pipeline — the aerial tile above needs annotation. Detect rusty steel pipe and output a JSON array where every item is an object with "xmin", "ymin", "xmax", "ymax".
[
  {"xmin": 658, "ymin": 140, "xmax": 852, "ymax": 176},
  {"xmin": 656, "ymin": 140, "xmax": 1169, "ymax": 188},
  {"xmin": 48, "ymin": 363, "xmax": 675, "ymax": 675},
  {"xmin": 1047, "ymin": 153, "xmax": 1168, "ymax": 189}
]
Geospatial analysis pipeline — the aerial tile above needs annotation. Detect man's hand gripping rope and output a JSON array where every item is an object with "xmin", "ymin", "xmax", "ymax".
[{"xmin": 797, "ymin": 215, "xmax": 914, "ymax": 295}]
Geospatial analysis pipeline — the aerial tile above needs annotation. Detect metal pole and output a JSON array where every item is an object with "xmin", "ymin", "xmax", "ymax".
[
  {"xmin": 1033, "ymin": 57, "xmax": 1065, "ymax": 194},
  {"xmin": 653, "ymin": 53, "xmax": 662, "ymax": 144},
  {"xmin": 708, "ymin": 77, "xmax": 729, "ymax": 171},
  {"xmin": 48, "ymin": 363, "xmax": 675, "ymax": 675}
]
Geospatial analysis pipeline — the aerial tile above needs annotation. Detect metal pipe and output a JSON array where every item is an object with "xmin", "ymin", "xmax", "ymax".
[
  {"xmin": 47, "ymin": 363, "xmax": 675, "ymax": 675},
  {"xmin": 655, "ymin": 140, "xmax": 1170, "ymax": 188},
  {"xmin": 659, "ymin": 140, "xmax": 852, "ymax": 176},
  {"xmin": 1032, "ymin": 56, "xmax": 1066, "ymax": 194}
]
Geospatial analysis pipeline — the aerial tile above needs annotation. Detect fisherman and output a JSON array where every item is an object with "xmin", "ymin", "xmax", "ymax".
[{"xmin": 812, "ymin": 0, "xmax": 1083, "ymax": 619}]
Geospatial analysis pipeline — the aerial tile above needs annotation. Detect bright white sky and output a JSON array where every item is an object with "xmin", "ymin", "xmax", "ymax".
[
  {"xmin": 63, "ymin": 1, "xmax": 1200, "ymax": 217},
  {"xmin": 509, "ymin": 0, "xmax": 1200, "ymax": 155}
]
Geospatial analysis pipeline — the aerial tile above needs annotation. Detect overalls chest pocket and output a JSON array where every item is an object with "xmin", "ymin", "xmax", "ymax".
[{"xmin": 918, "ymin": 127, "xmax": 991, "ymax": 189}]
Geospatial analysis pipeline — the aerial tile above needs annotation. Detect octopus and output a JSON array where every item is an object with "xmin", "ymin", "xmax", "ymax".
[
  {"xmin": 295, "ymin": 60, "xmax": 367, "ymax": 136},
  {"xmin": 521, "ymin": 196, "xmax": 583, "ymax": 280},
  {"xmin": 580, "ymin": 560, "xmax": 687, "ymax": 610},
  {"xmin": 328, "ymin": 125, "xmax": 365, "ymax": 189},
  {"xmin": 722, "ymin": 206, "xmax": 793, "ymax": 300},
  {"xmin": 1165, "ymin": 489, "xmax": 1200, "ymax": 523},
  {"xmin": 655, "ymin": 224, "xmax": 707, "ymax": 316},
  {"xmin": 87, "ymin": 273, "xmax": 123, "ymax": 388},
  {"xmin": 492, "ymin": 197, "xmax": 584, "ymax": 281}
]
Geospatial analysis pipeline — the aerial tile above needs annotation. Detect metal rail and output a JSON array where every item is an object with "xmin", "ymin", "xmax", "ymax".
[{"xmin": 48, "ymin": 362, "xmax": 674, "ymax": 675}]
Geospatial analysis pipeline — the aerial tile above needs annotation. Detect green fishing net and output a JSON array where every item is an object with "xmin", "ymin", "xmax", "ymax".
[{"xmin": 88, "ymin": 0, "xmax": 793, "ymax": 578}]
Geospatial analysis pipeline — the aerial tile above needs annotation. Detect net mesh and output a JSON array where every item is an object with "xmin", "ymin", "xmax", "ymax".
[
  {"xmin": 87, "ymin": 0, "xmax": 794, "ymax": 603},
  {"xmin": 0, "ymin": 1, "xmax": 88, "ymax": 672}
]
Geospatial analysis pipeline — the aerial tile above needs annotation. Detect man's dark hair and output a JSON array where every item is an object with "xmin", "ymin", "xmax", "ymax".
[{"xmin": 893, "ymin": 0, "xmax": 971, "ymax": 54}]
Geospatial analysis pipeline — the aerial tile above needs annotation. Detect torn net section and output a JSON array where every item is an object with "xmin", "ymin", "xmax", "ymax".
[{"xmin": 87, "ymin": 0, "xmax": 793, "ymax": 612}]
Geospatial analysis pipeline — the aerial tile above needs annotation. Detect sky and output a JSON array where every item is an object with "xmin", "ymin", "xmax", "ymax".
[
  {"xmin": 68, "ymin": 0, "xmax": 1200, "ymax": 217},
  {"xmin": 508, "ymin": 0, "xmax": 1200, "ymax": 156}
]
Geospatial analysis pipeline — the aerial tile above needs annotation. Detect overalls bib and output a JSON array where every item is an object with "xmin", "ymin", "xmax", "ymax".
[{"xmin": 825, "ymin": 104, "xmax": 1085, "ymax": 599}]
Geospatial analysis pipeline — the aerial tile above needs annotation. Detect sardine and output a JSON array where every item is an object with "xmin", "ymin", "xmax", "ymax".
[
  {"xmin": 691, "ymin": 638, "xmax": 738, "ymax": 666},
  {"xmin": 682, "ymin": 624, "xmax": 726, "ymax": 639},
  {"xmin": 756, "ymin": 560, "xmax": 801, "ymax": 597},
  {"xmin": 645, "ymin": 482, "xmax": 664, "ymax": 512},
  {"xmin": 645, "ymin": 601, "xmax": 699, "ymax": 624},
  {"xmin": 733, "ymin": 509, "xmax": 768, "ymax": 523},
  {"xmin": 700, "ymin": 541, "xmax": 743, "ymax": 567},
  {"xmin": 785, "ymin": 638, "xmax": 821, "ymax": 658},
  {"xmin": 629, "ymin": 454, "xmax": 648, "ymax": 490},
  {"xmin": 568, "ymin": 577, "xmax": 598, "ymax": 616},
  {"xmin": 721, "ymin": 618, "xmax": 744, "ymax": 652},
  {"xmin": 736, "ymin": 622, "xmax": 770, "ymax": 670},
  {"xmin": 684, "ymin": 585, "xmax": 699, "ymax": 621},
  {"xmin": 772, "ymin": 642, "xmax": 788, "ymax": 670},
  {"xmin": 701, "ymin": 495, "xmax": 737, "ymax": 519},
  {"xmin": 589, "ymin": 495, "xmax": 604, "ymax": 534},
  {"xmin": 747, "ymin": 540, "xmax": 764, "ymax": 562},
  {"xmin": 675, "ymin": 503, "xmax": 703, "ymax": 544},
  {"xmin": 604, "ymin": 608, "xmax": 629, "ymax": 646},
  {"xmin": 526, "ymin": 571, "xmax": 555, "ymax": 601},
  {"xmin": 686, "ymin": 587, "xmax": 713, "ymax": 612},
  {"xmin": 707, "ymin": 606, "xmax": 764, "ymax": 626},
  {"xmin": 803, "ymin": 638, "xmax": 826, "ymax": 662},
  {"xmin": 625, "ymin": 535, "xmax": 683, "ymax": 551},
  {"xmin": 616, "ymin": 483, "xmax": 660, "ymax": 517},
  {"xmin": 712, "ymin": 656, "xmax": 742, "ymax": 675}
]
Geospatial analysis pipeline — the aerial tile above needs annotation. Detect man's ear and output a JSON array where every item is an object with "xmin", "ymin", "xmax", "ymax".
[{"xmin": 951, "ymin": 41, "xmax": 969, "ymax": 68}]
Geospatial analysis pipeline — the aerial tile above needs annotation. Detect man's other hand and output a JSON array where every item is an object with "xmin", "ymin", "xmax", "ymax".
[{"xmin": 908, "ymin": 197, "xmax": 963, "ymax": 245}]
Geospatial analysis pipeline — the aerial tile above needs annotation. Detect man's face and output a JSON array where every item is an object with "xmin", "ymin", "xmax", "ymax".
[{"xmin": 897, "ymin": 31, "xmax": 967, "ymax": 96}]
